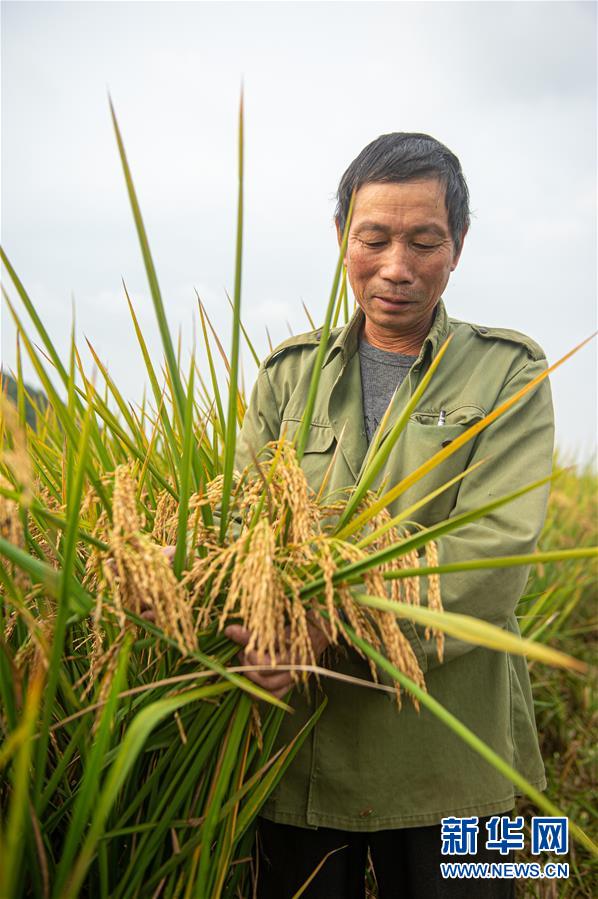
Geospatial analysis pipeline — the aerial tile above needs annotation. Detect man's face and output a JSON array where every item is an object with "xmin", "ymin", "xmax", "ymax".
[{"xmin": 339, "ymin": 178, "xmax": 464, "ymax": 345}]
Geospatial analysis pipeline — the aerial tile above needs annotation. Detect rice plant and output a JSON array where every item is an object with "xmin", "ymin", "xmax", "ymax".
[
  {"xmin": 0, "ymin": 95, "xmax": 596, "ymax": 898},
  {"xmin": 515, "ymin": 462, "xmax": 598, "ymax": 898}
]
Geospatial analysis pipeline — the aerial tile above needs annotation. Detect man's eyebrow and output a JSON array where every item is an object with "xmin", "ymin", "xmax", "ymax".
[
  {"xmin": 353, "ymin": 221, "xmax": 388, "ymax": 233},
  {"xmin": 409, "ymin": 224, "xmax": 449, "ymax": 238},
  {"xmin": 353, "ymin": 221, "xmax": 449, "ymax": 237}
]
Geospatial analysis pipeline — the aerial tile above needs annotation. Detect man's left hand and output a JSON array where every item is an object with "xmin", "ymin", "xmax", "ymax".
[{"xmin": 224, "ymin": 614, "xmax": 331, "ymax": 700}]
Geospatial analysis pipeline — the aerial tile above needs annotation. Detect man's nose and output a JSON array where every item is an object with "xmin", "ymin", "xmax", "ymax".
[{"xmin": 378, "ymin": 241, "xmax": 414, "ymax": 284}]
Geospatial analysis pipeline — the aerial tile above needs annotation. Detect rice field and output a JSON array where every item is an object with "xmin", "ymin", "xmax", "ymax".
[{"xmin": 0, "ymin": 99, "xmax": 596, "ymax": 897}]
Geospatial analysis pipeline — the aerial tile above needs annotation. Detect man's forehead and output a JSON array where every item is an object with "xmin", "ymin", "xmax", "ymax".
[
  {"xmin": 353, "ymin": 178, "xmax": 447, "ymax": 210},
  {"xmin": 351, "ymin": 178, "xmax": 450, "ymax": 231}
]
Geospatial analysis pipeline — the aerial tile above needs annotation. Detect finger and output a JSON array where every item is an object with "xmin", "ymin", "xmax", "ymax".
[
  {"xmin": 243, "ymin": 670, "xmax": 295, "ymax": 692},
  {"xmin": 256, "ymin": 677, "xmax": 295, "ymax": 696},
  {"xmin": 256, "ymin": 672, "xmax": 295, "ymax": 690},
  {"xmin": 162, "ymin": 546, "xmax": 176, "ymax": 565},
  {"xmin": 224, "ymin": 625, "xmax": 251, "ymax": 647},
  {"xmin": 141, "ymin": 610, "xmax": 156, "ymax": 622},
  {"xmin": 242, "ymin": 648, "xmax": 276, "ymax": 668},
  {"xmin": 242, "ymin": 646, "xmax": 300, "ymax": 669},
  {"xmin": 242, "ymin": 655, "xmax": 298, "ymax": 680}
]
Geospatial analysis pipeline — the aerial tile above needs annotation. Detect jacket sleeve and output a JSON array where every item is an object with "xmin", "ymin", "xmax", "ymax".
[
  {"xmin": 187, "ymin": 365, "xmax": 281, "ymax": 552},
  {"xmin": 234, "ymin": 365, "xmax": 282, "ymax": 472},
  {"xmin": 406, "ymin": 355, "xmax": 555, "ymax": 673}
]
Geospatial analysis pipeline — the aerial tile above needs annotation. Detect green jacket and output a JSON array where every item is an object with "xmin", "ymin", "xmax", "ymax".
[{"xmin": 235, "ymin": 299, "xmax": 554, "ymax": 831}]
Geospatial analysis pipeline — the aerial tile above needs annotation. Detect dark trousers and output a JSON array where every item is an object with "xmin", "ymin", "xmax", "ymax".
[{"xmin": 256, "ymin": 816, "xmax": 515, "ymax": 899}]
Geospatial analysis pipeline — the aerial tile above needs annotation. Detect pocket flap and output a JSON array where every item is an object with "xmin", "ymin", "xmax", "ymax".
[
  {"xmin": 281, "ymin": 420, "xmax": 336, "ymax": 453},
  {"xmin": 303, "ymin": 426, "xmax": 336, "ymax": 453},
  {"xmin": 409, "ymin": 405, "xmax": 485, "ymax": 427}
]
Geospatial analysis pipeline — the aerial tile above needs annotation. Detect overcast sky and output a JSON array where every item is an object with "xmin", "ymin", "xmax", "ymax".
[{"xmin": 1, "ymin": 1, "xmax": 596, "ymax": 459}]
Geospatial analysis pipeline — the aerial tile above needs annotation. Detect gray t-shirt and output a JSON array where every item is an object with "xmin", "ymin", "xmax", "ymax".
[{"xmin": 359, "ymin": 336, "xmax": 416, "ymax": 444}]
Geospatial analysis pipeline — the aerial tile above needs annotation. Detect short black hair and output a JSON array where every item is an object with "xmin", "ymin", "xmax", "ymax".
[{"xmin": 335, "ymin": 132, "xmax": 470, "ymax": 252}]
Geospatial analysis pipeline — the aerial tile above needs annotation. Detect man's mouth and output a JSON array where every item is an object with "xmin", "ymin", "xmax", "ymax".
[{"xmin": 373, "ymin": 295, "xmax": 413, "ymax": 306}]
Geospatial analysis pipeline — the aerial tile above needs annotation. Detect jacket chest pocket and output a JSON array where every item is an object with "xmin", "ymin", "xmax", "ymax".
[
  {"xmin": 281, "ymin": 420, "xmax": 337, "ymax": 495},
  {"xmin": 383, "ymin": 409, "xmax": 484, "ymax": 523}
]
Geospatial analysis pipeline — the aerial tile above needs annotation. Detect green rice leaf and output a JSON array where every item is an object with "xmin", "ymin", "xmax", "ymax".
[
  {"xmin": 63, "ymin": 682, "xmax": 237, "ymax": 899},
  {"xmin": 109, "ymin": 97, "xmax": 186, "ymax": 428},
  {"xmin": 352, "ymin": 592, "xmax": 586, "ymax": 671},
  {"xmin": 174, "ymin": 354, "xmax": 196, "ymax": 577},
  {"xmin": 197, "ymin": 295, "xmax": 226, "ymax": 435},
  {"xmin": 0, "ymin": 671, "xmax": 43, "ymax": 899},
  {"xmin": 52, "ymin": 638, "xmax": 132, "ymax": 896},
  {"xmin": 0, "ymin": 247, "xmax": 69, "ymax": 384},
  {"xmin": 220, "ymin": 89, "xmax": 244, "ymax": 542},
  {"xmin": 33, "ymin": 401, "xmax": 94, "ymax": 807}
]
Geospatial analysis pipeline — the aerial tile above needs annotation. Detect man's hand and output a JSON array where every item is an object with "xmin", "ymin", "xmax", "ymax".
[{"xmin": 224, "ymin": 613, "xmax": 332, "ymax": 700}]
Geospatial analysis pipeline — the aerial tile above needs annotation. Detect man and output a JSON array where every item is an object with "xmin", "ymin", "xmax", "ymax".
[{"xmin": 225, "ymin": 133, "xmax": 554, "ymax": 898}]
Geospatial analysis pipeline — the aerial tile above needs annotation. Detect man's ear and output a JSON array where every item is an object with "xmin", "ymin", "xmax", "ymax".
[{"xmin": 450, "ymin": 225, "xmax": 468, "ymax": 271}]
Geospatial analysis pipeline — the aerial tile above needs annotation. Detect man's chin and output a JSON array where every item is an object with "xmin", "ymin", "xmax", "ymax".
[
  {"xmin": 365, "ymin": 297, "xmax": 439, "ymax": 326},
  {"xmin": 370, "ymin": 305, "xmax": 417, "ymax": 329}
]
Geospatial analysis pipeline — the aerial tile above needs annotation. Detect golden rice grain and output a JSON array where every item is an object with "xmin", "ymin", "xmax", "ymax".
[
  {"xmin": 0, "ymin": 398, "xmax": 33, "ymax": 496},
  {"xmin": 424, "ymin": 540, "xmax": 444, "ymax": 663},
  {"xmin": 106, "ymin": 466, "xmax": 197, "ymax": 655}
]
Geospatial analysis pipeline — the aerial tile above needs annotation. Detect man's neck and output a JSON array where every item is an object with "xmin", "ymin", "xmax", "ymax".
[{"xmin": 361, "ymin": 309, "xmax": 435, "ymax": 356}]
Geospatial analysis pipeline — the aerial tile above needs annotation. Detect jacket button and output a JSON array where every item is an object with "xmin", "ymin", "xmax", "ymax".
[
  {"xmin": 478, "ymin": 327, "xmax": 488, "ymax": 334},
  {"xmin": 359, "ymin": 807, "xmax": 374, "ymax": 818}
]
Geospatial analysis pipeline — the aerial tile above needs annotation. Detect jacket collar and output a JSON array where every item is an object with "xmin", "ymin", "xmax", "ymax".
[
  {"xmin": 324, "ymin": 298, "xmax": 450, "ymax": 369},
  {"xmin": 324, "ymin": 300, "xmax": 450, "ymax": 480}
]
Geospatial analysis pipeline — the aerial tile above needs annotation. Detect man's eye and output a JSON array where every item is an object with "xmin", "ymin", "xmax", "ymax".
[
  {"xmin": 412, "ymin": 242, "xmax": 439, "ymax": 250},
  {"xmin": 361, "ymin": 240, "xmax": 385, "ymax": 249}
]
